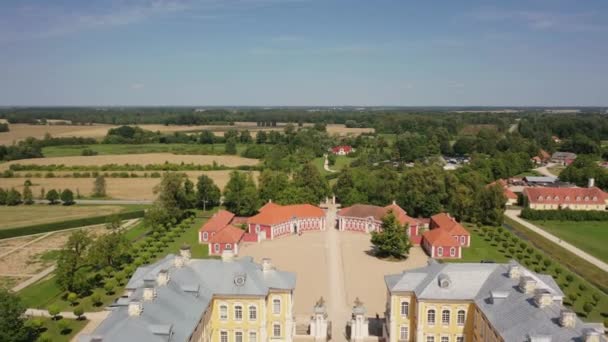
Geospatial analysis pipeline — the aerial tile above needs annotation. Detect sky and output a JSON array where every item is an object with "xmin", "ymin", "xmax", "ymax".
[{"xmin": 0, "ymin": 0, "xmax": 607, "ymax": 106}]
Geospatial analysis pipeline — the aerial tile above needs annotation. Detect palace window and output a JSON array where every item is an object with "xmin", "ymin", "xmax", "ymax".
[
  {"xmin": 249, "ymin": 305, "xmax": 257, "ymax": 320},
  {"xmin": 235, "ymin": 331, "xmax": 243, "ymax": 342},
  {"xmin": 442, "ymin": 309, "xmax": 450, "ymax": 325},
  {"xmin": 457, "ymin": 310, "xmax": 465, "ymax": 325},
  {"xmin": 400, "ymin": 326, "xmax": 408, "ymax": 340},
  {"xmin": 456, "ymin": 337, "xmax": 464, "ymax": 342},
  {"xmin": 400, "ymin": 301, "xmax": 409, "ymax": 316},
  {"xmin": 450, "ymin": 247, "xmax": 456, "ymax": 257},
  {"xmin": 426, "ymin": 336, "xmax": 435, "ymax": 342},
  {"xmin": 249, "ymin": 331, "xmax": 257, "ymax": 342},
  {"xmin": 441, "ymin": 337, "xmax": 449, "ymax": 342},
  {"xmin": 427, "ymin": 309, "xmax": 436, "ymax": 324},
  {"xmin": 273, "ymin": 323, "xmax": 281, "ymax": 337},
  {"xmin": 437, "ymin": 247, "xmax": 443, "ymax": 257},
  {"xmin": 273, "ymin": 298, "xmax": 281, "ymax": 314},
  {"xmin": 220, "ymin": 331, "xmax": 228, "ymax": 342},
  {"xmin": 234, "ymin": 305, "xmax": 243, "ymax": 320},
  {"xmin": 219, "ymin": 305, "xmax": 228, "ymax": 320}
]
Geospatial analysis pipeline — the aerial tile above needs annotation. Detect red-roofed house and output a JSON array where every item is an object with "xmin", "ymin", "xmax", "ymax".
[
  {"xmin": 489, "ymin": 179, "xmax": 518, "ymax": 206},
  {"xmin": 337, "ymin": 202, "xmax": 420, "ymax": 242},
  {"xmin": 331, "ymin": 145, "xmax": 353, "ymax": 155},
  {"xmin": 247, "ymin": 202, "xmax": 326, "ymax": 240},
  {"xmin": 524, "ymin": 187, "xmax": 608, "ymax": 211},
  {"xmin": 198, "ymin": 210, "xmax": 247, "ymax": 256},
  {"xmin": 421, "ymin": 213, "xmax": 470, "ymax": 259}
]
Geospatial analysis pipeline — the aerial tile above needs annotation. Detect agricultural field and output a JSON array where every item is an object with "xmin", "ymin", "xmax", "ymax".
[
  {"xmin": 0, "ymin": 153, "xmax": 259, "ymax": 170},
  {"xmin": 0, "ymin": 205, "xmax": 130, "ymax": 230},
  {"xmin": 0, "ymin": 170, "xmax": 259, "ymax": 200},
  {"xmin": 41, "ymin": 143, "xmax": 252, "ymax": 157},
  {"xmin": 530, "ymin": 220, "xmax": 608, "ymax": 263}
]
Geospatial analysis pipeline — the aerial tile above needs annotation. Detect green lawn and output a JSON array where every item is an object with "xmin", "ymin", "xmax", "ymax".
[
  {"xmin": 42, "ymin": 143, "xmax": 251, "ymax": 157},
  {"xmin": 32, "ymin": 317, "xmax": 88, "ymax": 342},
  {"xmin": 530, "ymin": 220, "xmax": 608, "ymax": 263},
  {"xmin": 449, "ymin": 226, "xmax": 509, "ymax": 263},
  {"xmin": 313, "ymin": 155, "xmax": 354, "ymax": 175},
  {"xmin": 18, "ymin": 211, "xmax": 211, "ymax": 312}
]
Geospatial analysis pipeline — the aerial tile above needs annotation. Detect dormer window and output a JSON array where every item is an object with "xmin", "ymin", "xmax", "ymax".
[
  {"xmin": 593, "ymin": 196, "xmax": 598, "ymax": 201},
  {"xmin": 576, "ymin": 196, "xmax": 581, "ymax": 201},
  {"xmin": 584, "ymin": 196, "xmax": 590, "ymax": 201},
  {"xmin": 537, "ymin": 196, "xmax": 543, "ymax": 201},
  {"xmin": 554, "ymin": 196, "xmax": 559, "ymax": 200},
  {"xmin": 565, "ymin": 196, "xmax": 570, "ymax": 201}
]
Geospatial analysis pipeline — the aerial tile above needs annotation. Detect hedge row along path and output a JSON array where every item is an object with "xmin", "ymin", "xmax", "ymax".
[{"xmin": 505, "ymin": 210, "xmax": 608, "ymax": 272}]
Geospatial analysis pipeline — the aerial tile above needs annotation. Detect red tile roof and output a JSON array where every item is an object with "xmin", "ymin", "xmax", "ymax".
[
  {"xmin": 430, "ymin": 213, "xmax": 469, "ymax": 236},
  {"xmin": 422, "ymin": 228, "xmax": 460, "ymax": 247},
  {"xmin": 488, "ymin": 179, "xmax": 518, "ymax": 200},
  {"xmin": 208, "ymin": 225, "xmax": 245, "ymax": 244},
  {"xmin": 524, "ymin": 187, "xmax": 608, "ymax": 205},
  {"xmin": 338, "ymin": 203, "xmax": 419, "ymax": 227},
  {"xmin": 199, "ymin": 210, "xmax": 235, "ymax": 233},
  {"xmin": 331, "ymin": 145, "xmax": 353, "ymax": 153},
  {"xmin": 247, "ymin": 203, "xmax": 325, "ymax": 226}
]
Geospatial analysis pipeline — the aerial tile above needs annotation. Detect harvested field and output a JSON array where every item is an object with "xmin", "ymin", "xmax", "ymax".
[
  {"xmin": 0, "ymin": 153, "xmax": 259, "ymax": 170},
  {"xmin": 326, "ymin": 124, "xmax": 374, "ymax": 136},
  {"xmin": 0, "ymin": 205, "xmax": 126, "ymax": 230},
  {"xmin": 0, "ymin": 124, "xmax": 114, "ymax": 145},
  {"xmin": 0, "ymin": 276, "xmax": 27, "ymax": 289},
  {"xmin": 0, "ymin": 170, "xmax": 259, "ymax": 200}
]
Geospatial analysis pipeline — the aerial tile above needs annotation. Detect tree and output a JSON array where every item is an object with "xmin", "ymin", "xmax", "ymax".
[
  {"xmin": 5, "ymin": 188, "xmax": 21, "ymax": 206},
  {"xmin": 198, "ymin": 130, "xmax": 215, "ymax": 144},
  {"xmin": 195, "ymin": 175, "xmax": 221, "ymax": 211},
  {"xmin": 148, "ymin": 173, "xmax": 187, "ymax": 229},
  {"xmin": 223, "ymin": 171, "xmax": 259, "ymax": 216},
  {"xmin": 48, "ymin": 305, "xmax": 60, "ymax": 320},
  {"xmin": 39, "ymin": 187, "xmax": 45, "ymax": 200},
  {"xmin": 293, "ymin": 163, "xmax": 329, "ymax": 204},
  {"xmin": 258, "ymin": 170, "xmax": 290, "ymax": 203},
  {"xmin": 88, "ymin": 232, "xmax": 130, "ymax": 269},
  {"xmin": 61, "ymin": 189, "xmax": 75, "ymax": 205},
  {"xmin": 225, "ymin": 137, "xmax": 237, "ymax": 155},
  {"xmin": 0, "ymin": 289, "xmax": 34, "ymax": 342},
  {"xmin": 183, "ymin": 178, "xmax": 196, "ymax": 209},
  {"xmin": 46, "ymin": 189, "xmax": 60, "ymax": 204},
  {"xmin": 239, "ymin": 130, "xmax": 253, "ymax": 143},
  {"xmin": 67, "ymin": 292, "xmax": 79, "ymax": 306},
  {"xmin": 0, "ymin": 188, "xmax": 6, "ymax": 205},
  {"xmin": 56, "ymin": 231, "xmax": 92, "ymax": 293},
  {"xmin": 57, "ymin": 320, "xmax": 70, "ymax": 334},
  {"xmin": 92, "ymin": 175, "xmax": 107, "ymax": 197},
  {"xmin": 22, "ymin": 185, "xmax": 33, "ymax": 205},
  {"xmin": 370, "ymin": 211, "xmax": 412, "ymax": 259},
  {"xmin": 105, "ymin": 215, "xmax": 121, "ymax": 231},
  {"xmin": 583, "ymin": 302, "xmax": 594, "ymax": 317},
  {"xmin": 73, "ymin": 306, "xmax": 84, "ymax": 320},
  {"xmin": 256, "ymin": 130, "xmax": 267, "ymax": 144}
]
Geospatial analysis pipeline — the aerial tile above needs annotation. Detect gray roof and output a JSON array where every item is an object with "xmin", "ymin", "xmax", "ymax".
[
  {"xmin": 524, "ymin": 176, "xmax": 558, "ymax": 183},
  {"xmin": 80, "ymin": 254, "xmax": 295, "ymax": 342},
  {"xmin": 552, "ymin": 152, "xmax": 577, "ymax": 159},
  {"xmin": 385, "ymin": 261, "xmax": 604, "ymax": 342}
]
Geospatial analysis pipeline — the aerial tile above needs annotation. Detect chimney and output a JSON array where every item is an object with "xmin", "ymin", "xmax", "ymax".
[
  {"xmin": 392, "ymin": 200, "xmax": 396, "ymax": 205},
  {"xmin": 262, "ymin": 258, "xmax": 274, "ymax": 272},
  {"xmin": 588, "ymin": 178, "xmax": 595, "ymax": 188},
  {"xmin": 174, "ymin": 255, "xmax": 185, "ymax": 268},
  {"xmin": 534, "ymin": 289, "xmax": 553, "ymax": 308},
  {"xmin": 559, "ymin": 310, "xmax": 576, "ymax": 328},
  {"xmin": 584, "ymin": 330, "xmax": 601, "ymax": 342},
  {"xmin": 180, "ymin": 244, "xmax": 191, "ymax": 261},
  {"xmin": 508, "ymin": 264, "xmax": 521, "ymax": 279},
  {"xmin": 221, "ymin": 249, "xmax": 235, "ymax": 262},
  {"xmin": 156, "ymin": 269, "xmax": 169, "ymax": 286},
  {"xmin": 128, "ymin": 300, "xmax": 143, "ymax": 316},
  {"xmin": 143, "ymin": 279, "xmax": 156, "ymax": 301},
  {"xmin": 268, "ymin": 199, "xmax": 272, "ymax": 203},
  {"xmin": 519, "ymin": 276, "xmax": 537, "ymax": 294}
]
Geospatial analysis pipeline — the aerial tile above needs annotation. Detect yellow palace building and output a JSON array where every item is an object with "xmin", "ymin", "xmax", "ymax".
[
  {"xmin": 384, "ymin": 260, "xmax": 605, "ymax": 342},
  {"xmin": 79, "ymin": 246, "xmax": 296, "ymax": 342}
]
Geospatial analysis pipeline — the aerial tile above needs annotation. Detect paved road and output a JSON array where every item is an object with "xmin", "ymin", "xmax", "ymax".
[
  {"xmin": 533, "ymin": 162, "xmax": 558, "ymax": 178},
  {"xmin": 33, "ymin": 199, "xmax": 153, "ymax": 205},
  {"xmin": 324, "ymin": 204, "xmax": 349, "ymax": 341},
  {"xmin": 505, "ymin": 210, "xmax": 608, "ymax": 272}
]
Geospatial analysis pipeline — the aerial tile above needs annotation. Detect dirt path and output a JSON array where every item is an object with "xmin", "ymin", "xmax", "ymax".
[
  {"xmin": 324, "ymin": 204, "xmax": 348, "ymax": 341},
  {"xmin": 505, "ymin": 210, "xmax": 608, "ymax": 272},
  {"xmin": 0, "ymin": 233, "xmax": 53, "ymax": 259},
  {"xmin": 324, "ymin": 154, "xmax": 337, "ymax": 173}
]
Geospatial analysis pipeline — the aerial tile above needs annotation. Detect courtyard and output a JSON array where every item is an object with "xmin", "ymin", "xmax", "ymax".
[{"xmin": 239, "ymin": 207, "xmax": 429, "ymax": 339}]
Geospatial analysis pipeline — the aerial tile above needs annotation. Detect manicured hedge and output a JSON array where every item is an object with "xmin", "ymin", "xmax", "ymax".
[
  {"xmin": 521, "ymin": 208, "xmax": 608, "ymax": 221},
  {"xmin": 0, "ymin": 210, "xmax": 145, "ymax": 239}
]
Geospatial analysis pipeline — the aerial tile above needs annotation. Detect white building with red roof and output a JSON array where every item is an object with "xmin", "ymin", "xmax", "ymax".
[
  {"xmin": 336, "ymin": 202, "xmax": 421, "ymax": 243},
  {"xmin": 246, "ymin": 202, "xmax": 326, "ymax": 240},
  {"xmin": 524, "ymin": 186, "xmax": 608, "ymax": 211},
  {"xmin": 331, "ymin": 145, "xmax": 353, "ymax": 155},
  {"xmin": 421, "ymin": 213, "xmax": 470, "ymax": 259},
  {"xmin": 198, "ymin": 210, "xmax": 248, "ymax": 256}
]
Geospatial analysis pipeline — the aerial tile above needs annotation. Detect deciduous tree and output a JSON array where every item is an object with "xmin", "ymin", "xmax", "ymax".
[{"xmin": 370, "ymin": 211, "xmax": 412, "ymax": 259}]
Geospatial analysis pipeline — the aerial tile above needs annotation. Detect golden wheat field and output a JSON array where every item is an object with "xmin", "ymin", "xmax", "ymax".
[
  {"xmin": 0, "ymin": 205, "xmax": 125, "ymax": 230},
  {"xmin": 0, "ymin": 153, "xmax": 259, "ymax": 171},
  {"xmin": 0, "ymin": 170, "xmax": 259, "ymax": 200}
]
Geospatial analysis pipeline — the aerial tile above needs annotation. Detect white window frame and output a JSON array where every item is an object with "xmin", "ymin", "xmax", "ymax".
[
  {"xmin": 219, "ymin": 304, "xmax": 228, "ymax": 321},
  {"xmin": 220, "ymin": 330, "xmax": 228, "ymax": 342},
  {"xmin": 456, "ymin": 335, "xmax": 464, "ymax": 342},
  {"xmin": 255, "ymin": 224, "xmax": 260, "ymax": 233},
  {"xmin": 234, "ymin": 331, "xmax": 243, "ymax": 342},
  {"xmin": 202, "ymin": 232, "xmax": 208, "ymax": 240},
  {"xmin": 427, "ymin": 309, "xmax": 436, "ymax": 325},
  {"xmin": 272, "ymin": 297, "xmax": 281, "ymax": 315},
  {"xmin": 214, "ymin": 243, "xmax": 220, "ymax": 253},
  {"xmin": 460, "ymin": 236, "xmax": 465, "ymax": 244},
  {"xmin": 441, "ymin": 336, "xmax": 449, "ymax": 342},
  {"xmin": 248, "ymin": 331, "xmax": 257, "ymax": 342},
  {"xmin": 426, "ymin": 336, "xmax": 435, "ymax": 342},
  {"xmin": 234, "ymin": 304, "xmax": 243, "ymax": 321},
  {"xmin": 226, "ymin": 243, "xmax": 232, "ymax": 250},
  {"xmin": 400, "ymin": 325, "xmax": 409, "ymax": 340},
  {"xmin": 273, "ymin": 323, "xmax": 281, "ymax": 337},
  {"xmin": 450, "ymin": 247, "xmax": 456, "ymax": 257},
  {"xmin": 442, "ymin": 309, "xmax": 450, "ymax": 325},
  {"xmin": 437, "ymin": 247, "xmax": 443, "ymax": 257},
  {"xmin": 400, "ymin": 301, "xmax": 409, "ymax": 317},
  {"xmin": 248, "ymin": 305, "xmax": 257, "ymax": 321},
  {"xmin": 457, "ymin": 310, "xmax": 466, "ymax": 326}
]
